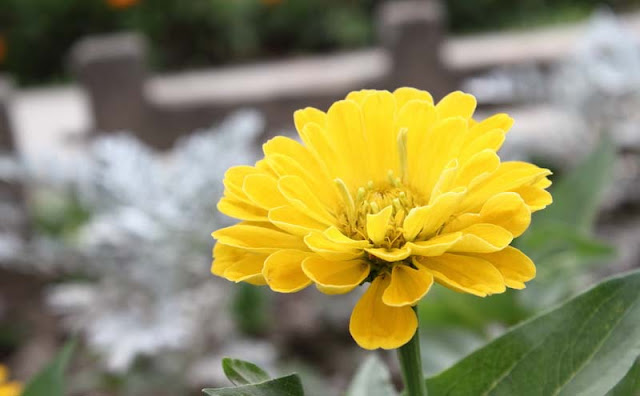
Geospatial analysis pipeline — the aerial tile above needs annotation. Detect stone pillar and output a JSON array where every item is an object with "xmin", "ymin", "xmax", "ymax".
[
  {"xmin": 0, "ymin": 75, "xmax": 28, "ymax": 242},
  {"xmin": 70, "ymin": 33, "xmax": 148, "ymax": 134},
  {"xmin": 0, "ymin": 76, "xmax": 13, "ymax": 150},
  {"xmin": 378, "ymin": 0, "xmax": 455, "ymax": 99}
]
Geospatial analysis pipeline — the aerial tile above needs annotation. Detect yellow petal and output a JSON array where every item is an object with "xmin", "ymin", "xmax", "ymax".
[
  {"xmin": 349, "ymin": 275, "xmax": 418, "ymax": 350},
  {"xmin": 429, "ymin": 159, "xmax": 460, "ymax": 200},
  {"xmin": 304, "ymin": 232, "xmax": 363, "ymax": 261},
  {"xmin": 393, "ymin": 87, "xmax": 434, "ymax": 109},
  {"xmin": 217, "ymin": 197, "xmax": 268, "ymax": 221},
  {"xmin": 443, "ymin": 192, "xmax": 531, "ymax": 238},
  {"xmin": 324, "ymin": 226, "xmax": 372, "ymax": 249},
  {"xmin": 263, "ymin": 136, "xmax": 334, "ymax": 200},
  {"xmin": 255, "ymin": 158, "xmax": 276, "ymax": 176},
  {"xmin": 478, "ymin": 192, "xmax": 531, "ymax": 237},
  {"xmin": 223, "ymin": 165, "xmax": 256, "ymax": 190},
  {"xmin": 346, "ymin": 89, "xmax": 378, "ymax": 105},
  {"xmin": 449, "ymin": 224, "xmax": 513, "ymax": 253},
  {"xmin": 407, "ymin": 232, "xmax": 462, "ymax": 256},
  {"xmin": 412, "ymin": 117, "xmax": 468, "ymax": 199},
  {"xmin": 461, "ymin": 161, "xmax": 552, "ymax": 213},
  {"xmin": 263, "ymin": 250, "xmax": 312, "ymax": 292},
  {"xmin": 302, "ymin": 256, "xmax": 370, "ymax": 295},
  {"xmin": 419, "ymin": 254, "xmax": 506, "ymax": 296},
  {"xmin": 366, "ymin": 205, "xmax": 393, "ymax": 245},
  {"xmin": 278, "ymin": 175, "xmax": 336, "ymax": 225},
  {"xmin": 223, "ymin": 165, "xmax": 261, "ymax": 202},
  {"xmin": 475, "ymin": 247, "xmax": 535, "ymax": 289},
  {"xmin": 0, "ymin": 382, "xmax": 22, "ymax": 396},
  {"xmin": 468, "ymin": 113, "xmax": 514, "ymax": 140},
  {"xmin": 268, "ymin": 205, "xmax": 326, "ymax": 236},
  {"xmin": 382, "ymin": 264, "xmax": 434, "ymax": 307},
  {"xmin": 535, "ymin": 176, "xmax": 552, "ymax": 189},
  {"xmin": 362, "ymin": 91, "xmax": 398, "ymax": 181},
  {"xmin": 458, "ymin": 129, "xmax": 506, "ymax": 163},
  {"xmin": 294, "ymin": 107, "xmax": 327, "ymax": 132},
  {"xmin": 403, "ymin": 190, "xmax": 464, "ymax": 241},
  {"xmin": 454, "ymin": 149, "xmax": 500, "ymax": 189},
  {"xmin": 268, "ymin": 154, "xmax": 338, "ymax": 209},
  {"xmin": 243, "ymin": 174, "xmax": 286, "ymax": 209},
  {"xmin": 212, "ymin": 223, "xmax": 306, "ymax": 253},
  {"xmin": 365, "ymin": 245, "xmax": 412, "ymax": 262},
  {"xmin": 395, "ymin": 99, "xmax": 437, "ymax": 185},
  {"xmin": 435, "ymin": 91, "xmax": 477, "ymax": 119},
  {"xmin": 212, "ymin": 243, "xmax": 267, "ymax": 286},
  {"xmin": 513, "ymin": 185, "xmax": 553, "ymax": 212},
  {"xmin": 298, "ymin": 122, "xmax": 337, "ymax": 174},
  {"xmin": 326, "ymin": 99, "xmax": 369, "ymax": 186},
  {"xmin": 0, "ymin": 364, "xmax": 8, "ymax": 383}
]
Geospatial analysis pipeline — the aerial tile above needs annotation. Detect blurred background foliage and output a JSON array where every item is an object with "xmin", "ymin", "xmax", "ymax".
[{"xmin": 2, "ymin": 0, "xmax": 640, "ymax": 86}]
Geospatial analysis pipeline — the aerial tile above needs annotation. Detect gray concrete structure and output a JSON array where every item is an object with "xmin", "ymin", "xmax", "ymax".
[
  {"xmin": 0, "ymin": 75, "xmax": 28, "ymax": 242},
  {"xmin": 69, "ymin": 0, "xmax": 449, "ymax": 149}
]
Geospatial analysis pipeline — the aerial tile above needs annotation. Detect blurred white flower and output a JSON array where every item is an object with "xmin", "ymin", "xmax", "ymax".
[{"xmin": 34, "ymin": 110, "xmax": 263, "ymax": 371}]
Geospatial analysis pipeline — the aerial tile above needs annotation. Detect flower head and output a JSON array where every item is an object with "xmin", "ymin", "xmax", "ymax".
[
  {"xmin": 0, "ymin": 365, "xmax": 22, "ymax": 396},
  {"xmin": 212, "ymin": 88, "xmax": 552, "ymax": 349}
]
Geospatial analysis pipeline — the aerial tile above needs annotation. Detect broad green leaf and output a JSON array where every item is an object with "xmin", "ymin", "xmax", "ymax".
[
  {"xmin": 426, "ymin": 270, "xmax": 640, "ymax": 396},
  {"xmin": 606, "ymin": 357, "xmax": 640, "ymax": 396},
  {"xmin": 346, "ymin": 355, "xmax": 396, "ymax": 396},
  {"xmin": 222, "ymin": 357, "xmax": 271, "ymax": 386},
  {"xmin": 203, "ymin": 374, "xmax": 304, "ymax": 396},
  {"xmin": 21, "ymin": 340, "xmax": 75, "ymax": 396}
]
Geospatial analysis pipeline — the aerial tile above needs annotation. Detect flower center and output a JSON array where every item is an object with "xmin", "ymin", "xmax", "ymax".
[{"xmin": 336, "ymin": 172, "xmax": 425, "ymax": 250}]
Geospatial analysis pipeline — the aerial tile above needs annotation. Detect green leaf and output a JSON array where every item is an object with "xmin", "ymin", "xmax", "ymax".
[
  {"xmin": 231, "ymin": 284, "xmax": 271, "ymax": 336},
  {"xmin": 222, "ymin": 357, "xmax": 271, "ymax": 386},
  {"xmin": 519, "ymin": 223, "xmax": 615, "ymax": 263},
  {"xmin": 606, "ymin": 357, "xmax": 640, "ymax": 396},
  {"xmin": 346, "ymin": 355, "xmax": 397, "ymax": 396},
  {"xmin": 537, "ymin": 137, "xmax": 615, "ymax": 233},
  {"xmin": 419, "ymin": 328, "xmax": 487, "ymax": 377},
  {"xmin": 203, "ymin": 374, "xmax": 304, "ymax": 396},
  {"xmin": 21, "ymin": 340, "xmax": 76, "ymax": 396},
  {"xmin": 418, "ymin": 287, "xmax": 530, "ymax": 331},
  {"xmin": 426, "ymin": 270, "xmax": 640, "ymax": 396}
]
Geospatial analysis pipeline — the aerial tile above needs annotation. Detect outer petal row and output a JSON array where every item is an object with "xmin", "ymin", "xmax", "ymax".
[{"xmin": 349, "ymin": 275, "xmax": 418, "ymax": 350}]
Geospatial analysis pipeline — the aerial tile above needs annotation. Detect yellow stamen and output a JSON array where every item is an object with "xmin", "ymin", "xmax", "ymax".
[{"xmin": 334, "ymin": 178, "xmax": 355, "ymax": 221}]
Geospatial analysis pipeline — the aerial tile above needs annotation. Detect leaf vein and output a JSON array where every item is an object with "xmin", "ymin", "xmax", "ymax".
[
  {"xmin": 552, "ymin": 289, "xmax": 639, "ymax": 395},
  {"xmin": 481, "ymin": 286, "xmax": 624, "ymax": 396}
]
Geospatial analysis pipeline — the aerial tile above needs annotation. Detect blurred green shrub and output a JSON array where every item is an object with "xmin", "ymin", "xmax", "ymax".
[
  {"xmin": 0, "ymin": 0, "xmax": 121, "ymax": 85},
  {"xmin": 2, "ymin": 0, "xmax": 640, "ymax": 85},
  {"xmin": 446, "ymin": 0, "xmax": 640, "ymax": 32},
  {"xmin": 0, "ymin": 0, "xmax": 376, "ymax": 86}
]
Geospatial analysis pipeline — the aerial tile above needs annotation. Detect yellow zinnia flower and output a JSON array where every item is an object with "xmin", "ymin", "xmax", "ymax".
[
  {"xmin": 212, "ymin": 88, "xmax": 552, "ymax": 350},
  {"xmin": 0, "ymin": 365, "xmax": 22, "ymax": 396}
]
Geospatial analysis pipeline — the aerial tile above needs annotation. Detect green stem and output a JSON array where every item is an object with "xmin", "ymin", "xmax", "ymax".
[{"xmin": 397, "ymin": 307, "xmax": 427, "ymax": 396}]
